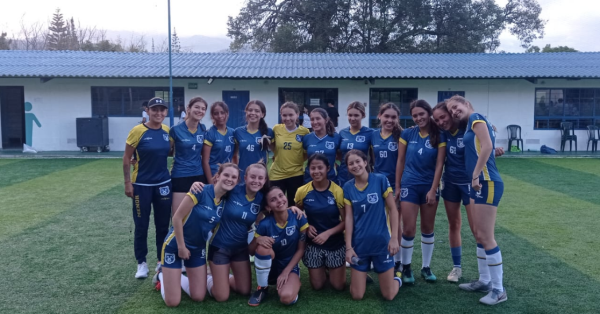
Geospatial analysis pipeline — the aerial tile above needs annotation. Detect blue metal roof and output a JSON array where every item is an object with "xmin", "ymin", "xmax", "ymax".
[{"xmin": 1, "ymin": 50, "xmax": 599, "ymax": 79}]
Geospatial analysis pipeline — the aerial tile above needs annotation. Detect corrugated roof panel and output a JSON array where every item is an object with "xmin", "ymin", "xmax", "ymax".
[{"xmin": 0, "ymin": 50, "xmax": 599, "ymax": 79}]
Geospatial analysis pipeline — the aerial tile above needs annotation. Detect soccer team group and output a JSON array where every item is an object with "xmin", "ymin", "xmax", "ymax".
[{"xmin": 122, "ymin": 94, "xmax": 507, "ymax": 308}]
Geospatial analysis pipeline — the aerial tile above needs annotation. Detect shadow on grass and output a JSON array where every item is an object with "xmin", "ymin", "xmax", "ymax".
[{"xmin": 0, "ymin": 159, "xmax": 96, "ymax": 188}]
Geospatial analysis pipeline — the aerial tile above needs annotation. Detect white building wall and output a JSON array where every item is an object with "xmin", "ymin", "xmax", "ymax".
[{"xmin": 0, "ymin": 77, "xmax": 598, "ymax": 151}]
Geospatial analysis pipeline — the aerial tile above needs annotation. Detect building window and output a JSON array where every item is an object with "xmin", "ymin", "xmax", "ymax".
[
  {"xmin": 534, "ymin": 88, "xmax": 600, "ymax": 129},
  {"xmin": 278, "ymin": 88, "xmax": 338, "ymax": 113},
  {"xmin": 91, "ymin": 87, "xmax": 185, "ymax": 117},
  {"xmin": 438, "ymin": 91, "xmax": 465, "ymax": 102},
  {"xmin": 369, "ymin": 88, "xmax": 418, "ymax": 128}
]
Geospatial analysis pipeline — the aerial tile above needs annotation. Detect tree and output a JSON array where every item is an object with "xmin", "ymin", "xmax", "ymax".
[
  {"xmin": 66, "ymin": 17, "xmax": 79, "ymax": 50},
  {"xmin": 47, "ymin": 8, "xmax": 69, "ymax": 50},
  {"xmin": 227, "ymin": 0, "xmax": 547, "ymax": 53},
  {"xmin": 81, "ymin": 39, "xmax": 124, "ymax": 52},
  {"xmin": 526, "ymin": 44, "xmax": 578, "ymax": 53},
  {"xmin": 171, "ymin": 28, "xmax": 181, "ymax": 53},
  {"xmin": 0, "ymin": 32, "xmax": 11, "ymax": 50}
]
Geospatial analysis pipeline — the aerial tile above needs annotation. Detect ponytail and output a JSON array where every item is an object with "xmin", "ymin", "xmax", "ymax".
[{"xmin": 258, "ymin": 117, "xmax": 270, "ymax": 150}]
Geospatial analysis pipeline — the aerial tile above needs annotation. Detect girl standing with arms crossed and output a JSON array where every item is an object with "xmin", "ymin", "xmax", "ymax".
[
  {"xmin": 123, "ymin": 97, "xmax": 172, "ymax": 279},
  {"xmin": 446, "ymin": 95, "xmax": 507, "ymax": 305},
  {"xmin": 202, "ymin": 101, "xmax": 235, "ymax": 183},
  {"xmin": 155, "ymin": 163, "xmax": 240, "ymax": 307},
  {"xmin": 344, "ymin": 150, "xmax": 401, "ymax": 301},
  {"xmin": 169, "ymin": 97, "xmax": 208, "ymax": 215},
  {"xmin": 295, "ymin": 154, "xmax": 346, "ymax": 291},
  {"xmin": 269, "ymin": 102, "xmax": 309, "ymax": 206},
  {"xmin": 338, "ymin": 102, "xmax": 373, "ymax": 187},
  {"xmin": 302, "ymin": 108, "xmax": 341, "ymax": 184},
  {"xmin": 233, "ymin": 100, "xmax": 273, "ymax": 178},
  {"xmin": 395, "ymin": 100, "xmax": 445, "ymax": 285}
]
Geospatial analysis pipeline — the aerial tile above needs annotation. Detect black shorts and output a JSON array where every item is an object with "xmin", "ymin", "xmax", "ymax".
[
  {"xmin": 270, "ymin": 175, "xmax": 304, "ymax": 206},
  {"xmin": 171, "ymin": 175, "xmax": 207, "ymax": 193},
  {"xmin": 302, "ymin": 244, "xmax": 346, "ymax": 269},
  {"xmin": 207, "ymin": 245, "xmax": 249, "ymax": 265}
]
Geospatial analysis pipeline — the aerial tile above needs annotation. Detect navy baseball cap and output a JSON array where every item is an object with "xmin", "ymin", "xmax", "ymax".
[{"xmin": 148, "ymin": 97, "xmax": 168, "ymax": 108}]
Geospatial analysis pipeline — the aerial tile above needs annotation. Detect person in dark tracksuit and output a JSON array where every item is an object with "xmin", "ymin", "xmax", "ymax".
[{"xmin": 123, "ymin": 97, "xmax": 173, "ymax": 279}]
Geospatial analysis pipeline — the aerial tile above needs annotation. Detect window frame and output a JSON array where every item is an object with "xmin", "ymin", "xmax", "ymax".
[
  {"xmin": 369, "ymin": 88, "xmax": 418, "ymax": 128},
  {"xmin": 91, "ymin": 86, "xmax": 185, "ymax": 118},
  {"xmin": 533, "ymin": 88, "xmax": 600, "ymax": 130}
]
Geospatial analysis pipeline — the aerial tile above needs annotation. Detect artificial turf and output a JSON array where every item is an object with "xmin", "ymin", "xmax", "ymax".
[{"xmin": 0, "ymin": 158, "xmax": 598, "ymax": 313}]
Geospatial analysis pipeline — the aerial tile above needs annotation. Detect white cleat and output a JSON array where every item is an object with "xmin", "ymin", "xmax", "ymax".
[
  {"xmin": 447, "ymin": 267, "xmax": 462, "ymax": 282},
  {"xmin": 135, "ymin": 262, "xmax": 149, "ymax": 279}
]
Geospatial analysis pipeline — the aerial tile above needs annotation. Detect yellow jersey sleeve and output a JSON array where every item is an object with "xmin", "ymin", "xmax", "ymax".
[
  {"xmin": 382, "ymin": 186, "xmax": 393, "ymax": 199},
  {"xmin": 294, "ymin": 183, "xmax": 312, "ymax": 207},
  {"xmin": 187, "ymin": 192, "xmax": 199, "ymax": 205},
  {"xmin": 438, "ymin": 142, "xmax": 447, "ymax": 148},
  {"xmin": 300, "ymin": 223, "xmax": 309, "ymax": 232},
  {"xmin": 331, "ymin": 183, "xmax": 345, "ymax": 209},
  {"xmin": 126, "ymin": 124, "xmax": 147, "ymax": 148}
]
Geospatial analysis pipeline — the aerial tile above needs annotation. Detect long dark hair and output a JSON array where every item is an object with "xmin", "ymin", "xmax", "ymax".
[
  {"xmin": 246, "ymin": 100, "xmax": 270, "ymax": 149},
  {"xmin": 378, "ymin": 102, "xmax": 403, "ymax": 142},
  {"xmin": 307, "ymin": 153, "xmax": 330, "ymax": 181},
  {"xmin": 410, "ymin": 99, "xmax": 440, "ymax": 147},
  {"xmin": 310, "ymin": 108, "xmax": 335, "ymax": 137},
  {"xmin": 262, "ymin": 185, "xmax": 286, "ymax": 214},
  {"xmin": 210, "ymin": 101, "xmax": 229, "ymax": 126}
]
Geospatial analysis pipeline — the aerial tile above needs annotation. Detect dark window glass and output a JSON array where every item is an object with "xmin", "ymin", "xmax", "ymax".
[
  {"xmin": 534, "ymin": 88, "xmax": 599, "ymax": 129},
  {"xmin": 369, "ymin": 88, "xmax": 418, "ymax": 128},
  {"xmin": 278, "ymin": 88, "xmax": 338, "ymax": 121},
  {"xmin": 91, "ymin": 87, "xmax": 184, "ymax": 117}
]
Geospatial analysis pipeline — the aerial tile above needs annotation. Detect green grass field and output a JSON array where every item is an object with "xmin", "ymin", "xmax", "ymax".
[{"xmin": 0, "ymin": 158, "xmax": 599, "ymax": 313}]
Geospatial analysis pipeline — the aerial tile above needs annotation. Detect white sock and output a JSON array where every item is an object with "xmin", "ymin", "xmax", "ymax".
[
  {"xmin": 477, "ymin": 244, "xmax": 491, "ymax": 283},
  {"xmin": 486, "ymin": 246, "xmax": 504, "ymax": 291},
  {"xmin": 254, "ymin": 253, "xmax": 272, "ymax": 287},
  {"xmin": 421, "ymin": 233, "xmax": 435, "ymax": 268},
  {"xmin": 247, "ymin": 230, "xmax": 255, "ymax": 244},
  {"xmin": 400, "ymin": 235, "xmax": 414, "ymax": 266},
  {"xmin": 181, "ymin": 273, "xmax": 191, "ymax": 297},
  {"xmin": 207, "ymin": 274, "xmax": 214, "ymax": 297},
  {"xmin": 393, "ymin": 251, "xmax": 402, "ymax": 263},
  {"xmin": 159, "ymin": 272, "xmax": 166, "ymax": 301}
]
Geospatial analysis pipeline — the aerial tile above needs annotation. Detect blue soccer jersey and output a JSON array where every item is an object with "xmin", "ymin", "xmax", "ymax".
[
  {"xmin": 210, "ymin": 184, "xmax": 263, "ymax": 250},
  {"xmin": 204, "ymin": 126, "xmax": 235, "ymax": 176},
  {"xmin": 294, "ymin": 181, "xmax": 345, "ymax": 250},
  {"xmin": 464, "ymin": 113, "xmax": 502, "ymax": 182},
  {"xmin": 338, "ymin": 127, "xmax": 374, "ymax": 186},
  {"xmin": 169, "ymin": 122, "xmax": 207, "ymax": 178},
  {"xmin": 399, "ymin": 127, "xmax": 446, "ymax": 186},
  {"xmin": 371, "ymin": 129, "xmax": 399, "ymax": 190},
  {"xmin": 255, "ymin": 209, "xmax": 309, "ymax": 262},
  {"xmin": 343, "ymin": 173, "xmax": 393, "ymax": 256},
  {"xmin": 126, "ymin": 123, "xmax": 172, "ymax": 185},
  {"xmin": 234, "ymin": 126, "xmax": 274, "ymax": 176},
  {"xmin": 441, "ymin": 129, "xmax": 470, "ymax": 184},
  {"xmin": 163, "ymin": 185, "xmax": 223, "ymax": 252},
  {"xmin": 302, "ymin": 132, "xmax": 341, "ymax": 183}
]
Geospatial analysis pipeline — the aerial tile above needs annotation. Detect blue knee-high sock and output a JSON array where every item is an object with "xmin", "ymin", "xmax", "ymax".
[{"xmin": 451, "ymin": 246, "xmax": 462, "ymax": 268}]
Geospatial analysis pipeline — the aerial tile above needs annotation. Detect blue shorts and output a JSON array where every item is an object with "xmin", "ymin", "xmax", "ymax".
[
  {"xmin": 350, "ymin": 253, "xmax": 394, "ymax": 274},
  {"xmin": 441, "ymin": 181, "xmax": 470, "ymax": 206},
  {"xmin": 268, "ymin": 262, "xmax": 301, "ymax": 285},
  {"xmin": 161, "ymin": 245, "xmax": 207, "ymax": 269},
  {"xmin": 399, "ymin": 184, "xmax": 439, "ymax": 205},
  {"xmin": 471, "ymin": 181, "xmax": 504, "ymax": 207}
]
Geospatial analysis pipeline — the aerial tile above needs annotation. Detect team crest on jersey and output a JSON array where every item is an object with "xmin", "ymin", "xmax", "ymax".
[
  {"xmin": 296, "ymin": 134, "xmax": 303, "ymax": 142},
  {"xmin": 457, "ymin": 138, "xmax": 465, "ymax": 148},
  {"xmin": 216, "ymin": 206, "xmax": 223, "ymax": 217},
  {"xmin": 159, "ymin": 186, "xmax": 170, "ymax": 196},
  {"xmin": 286, "ymin": 226, "xmax": 296, "ymax": 236},
  {"xmin": 328, "ymin": 196, "xmax": 335, "ymax": 205},
  {"xmin": 229, "ymin": 136, "xmax": 235, "ymax": 144},
  {"xmin": 250, "ymin": 203, "xmax": 260, "ymax": 214},
  {"xmin": 425, "ymin": 140, "xmax": 433, "ymax": 149},
  {"xmin": 401, "ymin": 188, "xmax": 408, "ymax": 198},
  {"xmin": 388, "ymin": 142, "xmax": 398, "ymax": 151},
  {"xmin": 356, "ymin": 135, "xmax": 365, "ymax": 142},
  {"xmin": 450, "ymin": 146, "xmax": 456, "ymax": 154},
  {"xmin": 325, "ymin": 141, "xmax": 335, "ymax": 150},
  {"xmin": 197, "ymin": 135, "xmax": 204, "ymax": 143},
  {"xmin": 165, "ymin": 253, "xmax": 175, "ymax": 264},
  {"xmin": 163, "ymin": 134, "xmax": 169, "ymax": 141},
  {"xmin": 256, "ymin": 137, "xmax": 262, "ymax": 144},
  {"xmin": 367, "ymin": 193, "xmax": 378, "ymax": 204},
  {"xmin": 201, "ymin": 249, "xmax": 206, "ymax": 258}
]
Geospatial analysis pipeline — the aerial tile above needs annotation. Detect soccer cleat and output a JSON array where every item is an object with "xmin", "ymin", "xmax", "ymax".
[
  {"xmin": 135, "ymin": 262, "xmax": 149, "ymax": 279},
  {"xmin": 155, "ymin": 261, "xmax": 161, "ymax": 272},
  {"xmin": 459, "ymin": 280, "xmax": 492, "ymax": 292},
  {"xmin": 447, "ymin": 267, "xmax": 462, "ymax": 282},
  {"xmin": 421, "ymin": 267, "xmax": 437, "ymax": 282},
  {"xmin": 394, "ymin": 263, "xmax": 403, "ymax": 280},
  {"xmin": 248, "ymin": 286, "xmax": 268, "ymax": 306},
  {"xmin": 402, "ymin": 267, "xmax": 415, "ymax": 285},
  {"xmin": 479, "ymin": 288, "xmax": 507, "ymax": 305},
  {"xmin": 152, "ymin": 265, "xmax": 162, "ymax": 291},
  {"xmin": 182, "ymin": 265, "xmax": 186, "ymax": 273}
]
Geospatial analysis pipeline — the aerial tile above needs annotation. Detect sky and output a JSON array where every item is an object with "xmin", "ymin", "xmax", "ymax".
[{"xmin": 2, "ymin": 0, "xmax": 600, "ymax": 52}]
